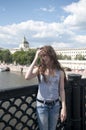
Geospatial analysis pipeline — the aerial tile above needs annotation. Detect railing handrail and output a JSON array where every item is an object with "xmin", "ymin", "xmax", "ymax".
[{"xmin": 0, "ymin": 84, "xmax": 38, "ymax": 100}]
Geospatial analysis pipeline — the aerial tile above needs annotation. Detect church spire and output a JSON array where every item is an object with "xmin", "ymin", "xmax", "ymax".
[{"xmin": 19, "ymin": 36, "xmax": 29, "ymax": 49}]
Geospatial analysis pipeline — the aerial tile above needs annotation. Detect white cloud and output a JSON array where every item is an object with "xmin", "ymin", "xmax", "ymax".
[
  {"xmin": 0, "ymin": 0, "xmax": 86, "ymax": 49},
  {"xmin": 0, "ymin": 18, "xmax": 85, "ymax": 48},
  {"xmin": 40, "ymin": 6, "xmax": 55, "ymax": 12},
  {"xmin": 52, "ymin": 42, "xmax": 71, "ymax": 48},
  {"xmin": 33, "ymin": 22, "xmax": 64, "ymax": 38},
  {"xmin": 74, "ymin": 35, "xmax": 86, "ymax": 44},
  {"xmin": 63, "ymin": 0, "xmax": 86, "ymax": 30}
]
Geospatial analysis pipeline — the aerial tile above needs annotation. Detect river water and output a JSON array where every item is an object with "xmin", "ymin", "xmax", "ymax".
[{"xmin": 0, "ymin": 71, "xmax": 38, "ymax": 90}]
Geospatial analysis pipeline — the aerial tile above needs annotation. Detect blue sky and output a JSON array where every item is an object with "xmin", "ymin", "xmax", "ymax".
[{"xmin": 0, "ymin": 0, "xmax": 86, "ymax": 49}]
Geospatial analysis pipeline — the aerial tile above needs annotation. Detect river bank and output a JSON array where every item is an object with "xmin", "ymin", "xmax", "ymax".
[
  {"xmin": 0, "ymin": 63, "xmax": 86, "ymax": 78},
  {"xmin": 0, "ymin": 63, "xmax": 28, "ymax": 73}
]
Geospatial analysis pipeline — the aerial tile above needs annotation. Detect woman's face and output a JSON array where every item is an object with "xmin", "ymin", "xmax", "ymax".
[{"xmin": 40, "ymin": 53, "xmax": 51, "ymax": 66}]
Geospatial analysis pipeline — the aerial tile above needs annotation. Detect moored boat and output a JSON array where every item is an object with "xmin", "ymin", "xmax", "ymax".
[{"xmin": 0, "ymin": 67, "xmax": 10, "ymax": 72}]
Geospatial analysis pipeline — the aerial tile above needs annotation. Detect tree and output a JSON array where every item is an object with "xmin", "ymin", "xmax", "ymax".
[
  {"xmin": 0, "ymin": 49, "xmax": 12, "ymax": 63},
  {"xmin": 75, "ymin": 54, "xmax": 85, "ymax": 60},
  {"xmin": 57, "ymin": 54, "xmax": 71, "ymax": 60},
  {"xmin": 12, "ymin": 49, "xmax": 36, "ymax": 65}
]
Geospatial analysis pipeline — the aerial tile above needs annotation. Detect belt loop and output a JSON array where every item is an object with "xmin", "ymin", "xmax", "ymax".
[{"xmin": 44, "ymin": 100, "xmax": 46, "ymax": 105}]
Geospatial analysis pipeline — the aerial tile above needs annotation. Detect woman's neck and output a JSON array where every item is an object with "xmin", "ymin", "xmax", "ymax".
[{"xmin": 45, "ymin": 68, "xmax": 55, "ymax": 76}]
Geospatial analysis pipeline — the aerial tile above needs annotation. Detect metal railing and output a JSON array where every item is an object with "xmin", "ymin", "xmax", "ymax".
[
  {"xmin": 0, "ymin": 85, "xmax": 38, "ymax": 130},
  {"xmin": 0, "ymin": 74, "xmax": 86, "ymax": 130},
  {"xmin": 0, "ymin": 85, "xmax": 65, "ymax": 130}
]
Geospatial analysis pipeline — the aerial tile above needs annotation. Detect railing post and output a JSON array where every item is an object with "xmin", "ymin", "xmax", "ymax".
[
  {"xmin": 64, "ymin": 78, "xmax": 72, "ymax": 130},
  {"xmin": 68, "ymin": 74, "xmax": 82, "ymax": 130}
]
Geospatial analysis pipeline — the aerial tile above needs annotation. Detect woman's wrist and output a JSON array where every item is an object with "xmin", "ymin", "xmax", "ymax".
[{"xmin": 61, "ymin": 102, "xmax": 66, "ymax": 109}]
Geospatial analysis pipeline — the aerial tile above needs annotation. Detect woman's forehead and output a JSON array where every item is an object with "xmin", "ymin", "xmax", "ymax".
[{"xmin": 40, "ymin": 50, "xmax": 47, "ymax": 56}]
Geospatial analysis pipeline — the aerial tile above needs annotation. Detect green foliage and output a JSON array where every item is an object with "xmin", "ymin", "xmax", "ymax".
[
  {"xmin": 12, "ymin": 49, "xmax": 36, "ymax": 65},
  {"xmin": 75, "ymin": 54, "xmax": 86, "ymax": 60},
  {"xmin": 0, "ymin": 49, "xmax": 12, "ymax": 63},
  {"xmin": 57, "ymin": 54, "xmax": 71, "ymax": 60}
]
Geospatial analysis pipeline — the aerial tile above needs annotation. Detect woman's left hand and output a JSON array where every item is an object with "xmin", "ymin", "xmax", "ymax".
[{"xmin": 60, "ymin": 107, "xmax": 67, "ymax": 122}]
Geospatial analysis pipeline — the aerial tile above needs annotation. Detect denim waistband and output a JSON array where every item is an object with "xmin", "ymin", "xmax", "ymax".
[{"xmin": 37, "ymin": 98, "xmax": 59, "ymax": 106}]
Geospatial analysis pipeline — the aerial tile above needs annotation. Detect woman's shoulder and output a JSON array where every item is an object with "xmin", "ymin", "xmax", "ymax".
[
  {"xmin": 56, "ymin": 69, "xmax": 64, "ymax": 73},
  {"xmin": 56, "ymin": 69, "xmax": 65, "ymax": 77},
  {"xmin": 59, "ymin": 70, "xmax": 67, "ymax": 82}
]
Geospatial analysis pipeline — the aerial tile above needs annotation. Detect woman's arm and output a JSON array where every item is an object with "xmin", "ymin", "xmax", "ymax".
[
  {"xmin": 25, "ymin": 49, "xmax": 41, "ymax": 80},
  {"xmin": 59, "ymin": 71, "xmax": 67, "ymax": 122}
]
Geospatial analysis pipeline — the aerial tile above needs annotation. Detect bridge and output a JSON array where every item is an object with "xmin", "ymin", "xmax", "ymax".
[{"xmin": 0, "ymin": 74, "xmax": 86, "ymax": 130}]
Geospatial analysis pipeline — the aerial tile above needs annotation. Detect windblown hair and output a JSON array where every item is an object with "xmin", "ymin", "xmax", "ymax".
[{"xmin": 37, "ymin": 45, "xmax": 64, "ymax": 82}]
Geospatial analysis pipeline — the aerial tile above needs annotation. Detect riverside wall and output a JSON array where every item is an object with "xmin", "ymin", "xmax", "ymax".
[
  {"xmin": 0, "ymin": 64, "xmax": 27, "ymax": 73},
  {"xmin": 1, "ymin": 60, "xmax": 86, "ymax": 78}
]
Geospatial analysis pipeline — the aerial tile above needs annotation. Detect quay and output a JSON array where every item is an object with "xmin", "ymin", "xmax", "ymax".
[
  {"xmin": 0, "ymin": 64, "xmax": 27, "ymax": 73},
  {"xmin": 1, "ymin": 60, "xmax": 86, "ymax": 78}
]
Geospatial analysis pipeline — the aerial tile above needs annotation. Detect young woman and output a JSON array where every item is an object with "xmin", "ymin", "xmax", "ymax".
[{"xmin": 25, "ymin": 45, "xmax": 66, "ymax": 130}]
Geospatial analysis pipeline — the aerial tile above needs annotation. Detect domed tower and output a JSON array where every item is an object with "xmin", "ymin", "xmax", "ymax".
[{"xmin": 19, "ymin": 37, "xmax": 29, "ymax": 49}]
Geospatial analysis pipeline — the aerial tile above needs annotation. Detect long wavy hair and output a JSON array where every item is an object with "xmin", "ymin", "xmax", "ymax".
[{"xmin": 37, "ymin": 45, "xmax": 64, "ymax": 82}]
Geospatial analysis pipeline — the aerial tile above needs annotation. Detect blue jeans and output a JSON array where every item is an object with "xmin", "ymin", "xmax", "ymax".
[{"xmin": 36, "ymin": 101, "xmax": 60, "ymax": 130}]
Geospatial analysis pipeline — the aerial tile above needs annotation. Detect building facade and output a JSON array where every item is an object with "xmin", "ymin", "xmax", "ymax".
[
  {"xmin": 54, "ymin": 48, "xmax": 86, "ymax": 59},
  {"xmin": 59, "ymin": 60, "xmax": 86, "ymax": 70}
]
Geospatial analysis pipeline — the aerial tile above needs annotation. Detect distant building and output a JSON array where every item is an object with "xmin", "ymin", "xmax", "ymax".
[
  {"xmin": 54, "ymin": 47, "xmax": 86, "ymax": 59},
  {"xmin": 19, "ymin": 37, "xmax": 29, "ymax": 49},
  {"xmin": 10, "ymin": 37, "xmax": 29, "ymax": 54}
]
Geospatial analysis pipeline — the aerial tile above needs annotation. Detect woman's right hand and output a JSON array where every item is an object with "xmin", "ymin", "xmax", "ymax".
[{"xmin": 35, "ymin": 49, "xmax": 42, "ymax": 59}]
